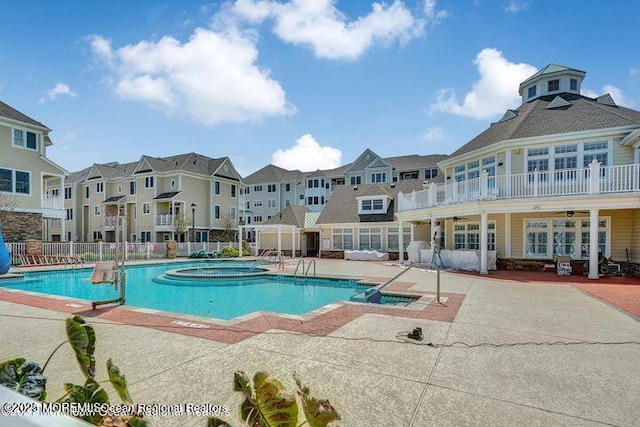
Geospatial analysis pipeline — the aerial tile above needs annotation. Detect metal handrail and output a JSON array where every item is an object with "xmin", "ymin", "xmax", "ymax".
[
  {"xmin": 293, "ymin": 258, "xmax": 305, "ymax": 277},
  {"xmin": 304, "ymin": 259, "xmax": 316, "ymax": 278}
]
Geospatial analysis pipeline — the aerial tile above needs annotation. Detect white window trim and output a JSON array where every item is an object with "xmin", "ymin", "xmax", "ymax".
[
  {"xmin": 357, "ymin": 195, "xmax": 390, "ymax": 214},
  {"xmin": 453, "ymin": 221, "xmax": 496, "ymax": 251},
  {"xmin": 0, "ymin": 167, "xmax": 32, "ymax": 195},
  {"xmin": 142, "ymin": 202, "xmax": 150, "ymax": 215},
  {"xmin": 11, "ymin": 128, "xmax": 39, "ymax": 151},
  {"xmin": 522, "ymin": 217, "xmax": 611, "ymax": 259},
  {"xmin": 523, "ymin": 140, "xmax": 612, "ymax": 175}
]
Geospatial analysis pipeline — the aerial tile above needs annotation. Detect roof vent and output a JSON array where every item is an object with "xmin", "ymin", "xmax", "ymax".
[
  {"xmin": 546, "ymin": 96, "xmax": 572, "ymax": 109},
  {"xmin": 499, "ymin": 109, "xmax": 518, "ymax": 122},
  {"xmin": 390, "ymin": 183, "xmax": 395, "ymax": 188},
  {"xmin": 596, "ymin": 94, "xmax": 617, "ymax": 107},
  {"xmin": 353, "ymin": 186, "xmax": 358, "ymax": 191}
]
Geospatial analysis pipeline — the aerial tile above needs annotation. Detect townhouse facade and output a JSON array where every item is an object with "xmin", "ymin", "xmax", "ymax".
[
  {"xmin": 396, "ymin": 64, "xmax": 640, "ymax": 278},
  {"xmin": 241, "ymin": 148, "xmax": 447, "ymax": 227},
  {"xmin": 58, "ymin": 152, "xmax": 244, "ymax": 243},
  {"xmin": 0, "ymin": 100, "xmax": 67, "ymax": 241}
]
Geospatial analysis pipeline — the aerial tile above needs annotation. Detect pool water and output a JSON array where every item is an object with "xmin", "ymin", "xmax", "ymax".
[{"xmin": 1, "ymin": 261, "xmax": 362, "ymax": 320}]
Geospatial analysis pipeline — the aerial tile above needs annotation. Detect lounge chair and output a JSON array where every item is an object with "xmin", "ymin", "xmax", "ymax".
[{"xmin": 91, "ymin": 261, "xmax": 117, "ymax": 284}]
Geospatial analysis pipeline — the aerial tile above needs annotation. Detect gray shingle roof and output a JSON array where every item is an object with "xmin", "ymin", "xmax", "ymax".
[
  {"xmin": 0, "ymin": 100, "xmax": 49, "ymax": 129},
  {"xmin": 317, "ymin": 180, "xmax": 423, "ymax": 225},
  {"xmin": 385, "ymin": 154, "xmax": 449, "ymax": 170},
  {"xmin": 244, "ymin": 164, "xmax": 305, "ymax": 184},
  {"xmin": 263, "ymin": 205, "xmax": 311, "ymax": 228},
  {"xmin": 450, "ymin": 93, "xmax": 640, "ymax": 158}
]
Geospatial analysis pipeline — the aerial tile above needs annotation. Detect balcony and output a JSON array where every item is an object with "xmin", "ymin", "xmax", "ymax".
[
  {"xmin": 41, "ymin": 194, "xmax": 63, "ymax": 210},
  {"xmin": 156, "ymin": 214, "xmax": 176, "ymax": 226},
  {"xmin": 398, "ymin": 162, "xmax": 640, "ymax": 212}
]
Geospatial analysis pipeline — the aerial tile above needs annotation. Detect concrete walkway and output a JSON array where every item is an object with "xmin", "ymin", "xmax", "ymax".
[{"xmin": 0, "ymin": 260, "xmax": 638, "ymax": 426}]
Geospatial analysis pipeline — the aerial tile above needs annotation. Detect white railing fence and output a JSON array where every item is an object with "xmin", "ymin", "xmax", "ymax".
[
  {"xmin": 399, "ymin": 162, "xmax": 640, "ymax": 212},
  {"xmin": 6, "ymin": 241, "xmax": 241, "ymax": 263}
]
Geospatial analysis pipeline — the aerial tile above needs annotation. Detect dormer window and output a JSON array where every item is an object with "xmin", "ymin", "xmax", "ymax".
[
  {"xmin": 358, "ymin": 196, "xmax": 389, "ymax": 214},
  {"xmin": 548, "ymin": 79, "xmax": 560, "ymax": 92},
  {"xmin": 527, "ymin": 86, "xmax": 536, "ymax": 99},
  {"xmin": 12, "ymin": 129, "xmax": 38, "ymax": 150},
  {"xmin": 570, "ymin": 78, "xmax": 577, "ymax": 91}
]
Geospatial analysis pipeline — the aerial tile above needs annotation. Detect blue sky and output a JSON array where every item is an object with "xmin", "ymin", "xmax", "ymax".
[{"xmin": 1, "ymin": 0, "xmax": 638, "ymax": 176}]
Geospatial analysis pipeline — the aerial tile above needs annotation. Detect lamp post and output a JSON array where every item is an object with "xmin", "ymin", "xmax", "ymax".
[{"xmin": 191, "ymin": 202, "xmax": 197, "ymax": 243}]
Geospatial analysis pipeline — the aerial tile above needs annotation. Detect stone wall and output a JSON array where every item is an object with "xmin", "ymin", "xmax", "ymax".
[
  {"xmin": 1, "ymin": 212, "xmax": 42, "ymax": 241},
  {"xmin": 320, "ymin": 250, "xmax": 344, "ymax": 259}
]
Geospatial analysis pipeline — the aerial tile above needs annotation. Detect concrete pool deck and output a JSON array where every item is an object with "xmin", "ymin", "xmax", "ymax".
[{"xmin": 1, "ymin": 259, "xmax": 639, "ymax": 426}]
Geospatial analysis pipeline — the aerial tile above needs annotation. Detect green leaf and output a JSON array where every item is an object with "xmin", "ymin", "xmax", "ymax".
[
  {"xmin": 239, "ymin": 371, "xmax": 298, "ymax": 427},
  {"xmin": 0, "ymin": 358, "xmax": 47, "ymax": 401},
  {"xmin": 294, "ymin": 373, "xmax": 340, "ymax": 427},
  {"xmin": 106, "ymin": 358, "xmax": 132, "ymax": 404},
  {"xmin": 62, "ymin": 378, "xmax": 109, "ymax": 424},
  {"xmin": 66, "ymin": 315, "xmax": 96, "ymax": 378},
  {"xmin": 207, "ymin": 418, "xmax": 233, "ymax": 427},
  {"xmin": 127, "ymin": 416, "xmax": 148, "ymax": 427}
]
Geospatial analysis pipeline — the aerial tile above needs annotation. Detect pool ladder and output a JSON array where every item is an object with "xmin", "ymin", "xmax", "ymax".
[{"xmin": 293, "ymin": 258, "xmax": 316, "ymax": 278}]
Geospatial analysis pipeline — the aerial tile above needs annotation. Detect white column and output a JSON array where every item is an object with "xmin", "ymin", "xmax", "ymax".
[
  {"xmin": 291, "ymin": 228, "xmax": 296, "ymax": 258},
  {"xmin": 238, "ymin": 226, "xmax": 243, "ymax": 258},
  {"xmin": 398, "ymin": 221, "xmax": 405, "ymax": 263},
  {"xmin": 277, "ymin": 225, "xmax": 282, "ymax": 254},
  {"xmin": 588, "ymin": 208, "xmax": 600, "ymax": 279},
  {"xmin": 480, "ymin": 212, "xmax": 488, "ymax": 275},
  {"xmin": 504, "ymin": 212, "xmax": 512, "ymax": 257}
]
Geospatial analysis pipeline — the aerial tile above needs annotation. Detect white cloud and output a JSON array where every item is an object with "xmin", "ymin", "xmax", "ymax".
[
  {"xmin": 39, "ymin": 82, "xmax": 77, "ymax": 104},
  {"xmin": 584, "ymin": 85, "xmax": 634, "ymax": 108},
  {"xmin": 503, "ymin": 0, "xmax": 531, "ymax": 13},
  {"xmin": 423, "ymin": 0, "xmax": 448, "ymax": 24},
  {"xmin": 429, "ymin": 48, "xmax": 537, "ymax": 119},
  {"xmin": 422, "ymin": 126, "xmax": 445, "ymax": 142},
  {"xmin": 271, "ymin": 134, "xmax": 341, "ymax": 171},
  {"xmin": 88, "ymin": 29, "xmax": 293, "ymax": 125},
  {"xmin": 227, "ymin": 0, "xmax": 426, "ymax": 61}
]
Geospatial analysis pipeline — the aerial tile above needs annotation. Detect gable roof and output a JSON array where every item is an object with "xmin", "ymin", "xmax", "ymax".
[
  {"xmin": 385, "ymin": 154, "xmax": 449, "ymax": 170},
  {"xmin": 244, "ymin": 164, "xmax": 305, "ymax": 184},
  {"xmin": 317, "ymin": 180, "xmax": 423, "ymax": 225},
  {"xmin": 448, "ymin": 93, "xmax": 640, "ymax": 159},
  {"xmin": 0, "ymin": 100, "xmax": 49, "ymax": 130},
  {"xmin": 263, "ymin": 205, "xmax": 312, "ymax": 228}
]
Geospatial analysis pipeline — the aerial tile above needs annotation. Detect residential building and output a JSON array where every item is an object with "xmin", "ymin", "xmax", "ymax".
[
  {"xmin": 316, "ymin": 180, "xmax": 427, "ymax": 259},
  {"xmin": 60, "ymin": 152, "xmax": 244, "ymax": 243},
  {"xmin": 242, "ymin": 149, "xmax": 447, "ymax": 224},
  {"xmin": 396, "ymin": 64, "xmax": 640, "ymax": 278},
  {"xmin": 0, "ymin": 100, "xmax": 67, "ymax": 241},
  {"xmin": 250, "ymin": 204, "xmax": 321, "ymax": 256}
]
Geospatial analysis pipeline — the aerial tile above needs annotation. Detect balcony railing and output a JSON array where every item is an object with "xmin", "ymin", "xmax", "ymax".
[
  {"xmin": 41, "ymin": 194, "xmax": 63, "ymax": 210},
  {"xmin": 156, "ymin": 214, "xmax": 176, "ymax": 226},
  {"xmin": 398, "ymin": 162, "xmax": 640, "ymax": 212}
]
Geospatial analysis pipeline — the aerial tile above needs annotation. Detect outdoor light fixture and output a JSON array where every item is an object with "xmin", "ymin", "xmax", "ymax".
[
  {"xmin": 567, "ymin": 210, "xmax": 575, "ymax": 217},
  {"xmin": 191, "ymin": 202, "xmax": 197, "ymax": 242}
]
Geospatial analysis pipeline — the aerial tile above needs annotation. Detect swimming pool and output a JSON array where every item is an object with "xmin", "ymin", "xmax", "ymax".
[{"xmin": 0, "ymin": 261, "xmax": 365, "ymax": 320}]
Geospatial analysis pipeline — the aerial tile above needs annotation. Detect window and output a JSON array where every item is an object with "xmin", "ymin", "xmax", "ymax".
[
  {"xmin": 371, "ymin": 172, "xmax": 386, "ymax": 183},
  {"xmin": 93, "ymin": 231, "xmax": 103, "ymax": 241},
  {"xmin": 13, "ymin": 129, "xmax": 37, "ymax": 150},
  {"xmin": 214, "ymin": 181, "xmax": 220, "ymax": 195},
  {"xmin": 66, "ymin": 208, "xmax": 73, "ymax": 220},
  {"xmin": 359, "ymin": 197, "xmax": 385, "ymax": 213},
  {"xmin": 230, "ymin": 207, "xmax": 237, "ymax": 220},
  {"xmin": 144, "ymin": 176, "xmax": 154, "ymax": 188},
  {"xmin": 359, "ymin": 228, "xmax": 381, "ymax": 250},
  {"xmin": 254, "ymin": 200, "xmax": 263, "ymax": 207},
  {"xmin": 548, "ymin": 79, "xmax": 559, "ymax": 92},
  {"xmin": 285, "ymin": 183, "xmax": 290, "ymax": 191},
  {"xmin": 195, "ymin": 231, "xmax": 208, "ymax": 243},
  {"xmin": 142, "ymin": 203, "xmax": 150, "ymax": 214},
  {"xmin": 387, "ymin": 227, "xmax": 411, "ymax": 251},
  {"xmin": 526, "ymin": 220, "xmax": 548, "ymax": 257},
  {"xmin": 527, "ymin": 148, "xmax": 550, "ymax": 181},
  {"xmin": 424, "ymin": 168, "xmax": 439, "ymax": 179},
  {"xmin": 254, "ymin": 215, "xmax": 262, "ymax": 223},
  {"xmin": 96, "ymin": 182, "xmax": 104, "ymax": 193},
  {"xmin": 140, "ymin": 231, "xmax": 150, "ymax": 243},
  {"xmin": 400, "ymin": 171, "xmax": 419, "ymax": 180},
  {"xmin": 528, "ymin": 86, "xmax": 536, "ymax": 98},
  {"xmin": 214, "ymin": 205, "xmax": 220, "ymax": 219},
  {"xmin": 583, "ymin": 141, "xmax": 608, "ymax": 176},
  {"xmin": 267, "ymin": 199, "xmax": 276, "ymax": 208},
  {"xmin": 285, "ymin": 199, "xmax": 290, "ymax": 206},
  {"xmin": 170, "ymin": 180, "xmax": 176, "ymax": 189},
  {"xmin": 332, "ymin": 228, "xmax": 353, "ymax": 250},
  {"xmin": 307, "ymin": 196, "xmax": 320, "ymax": 205},
  {"xmin": 453, "ymin": 222, "xmax": 495, "ymax": 250},
  {"xmin": 94, "ymin": 205, "xmax": 101, "ymax": 216},
  {"xmin": 254, "ymin": 185, "xmax": 262, "ymax": 192},
  {"xmin": 129, "ymin": 181, "xmax": 136, "ymax": 195},
  {"xmin": 570, "ymin": 78, "xmax": 578, "ymax": 91},
  {"xmin": 0, "ymin": 168, "xmax": 30, "ymax": 194},
  {"xmin": 230, "ymin": 184, "xmax": 236, "ymax": 198},
  {"xmin": 466, "ymin": 160, "xmax": 480, "ymax": 180},
  {"xmin": 267, "ymin": 184, "xmax": 276, "ymax": 192},
  {"xmin": 299, "ymin": 194, "xmax": 304, "ymax": 200},
  {"xmin": 350, "ymin": 176, "xmax": 361, "ymax": 185},
  {"xmin": 525, "ymin": 218, "xmax": 609, "ymax": 259},
  {"xmin": 554, "ymin": 144, "xmax": 578, "ymax": 179},
  {"xmin": 64, "ymin": 187, "xmax": 72, "ymax": 199},
  {"xmin": 85, "ymin": 186, "xmax": 90, "ymax": 199}
]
